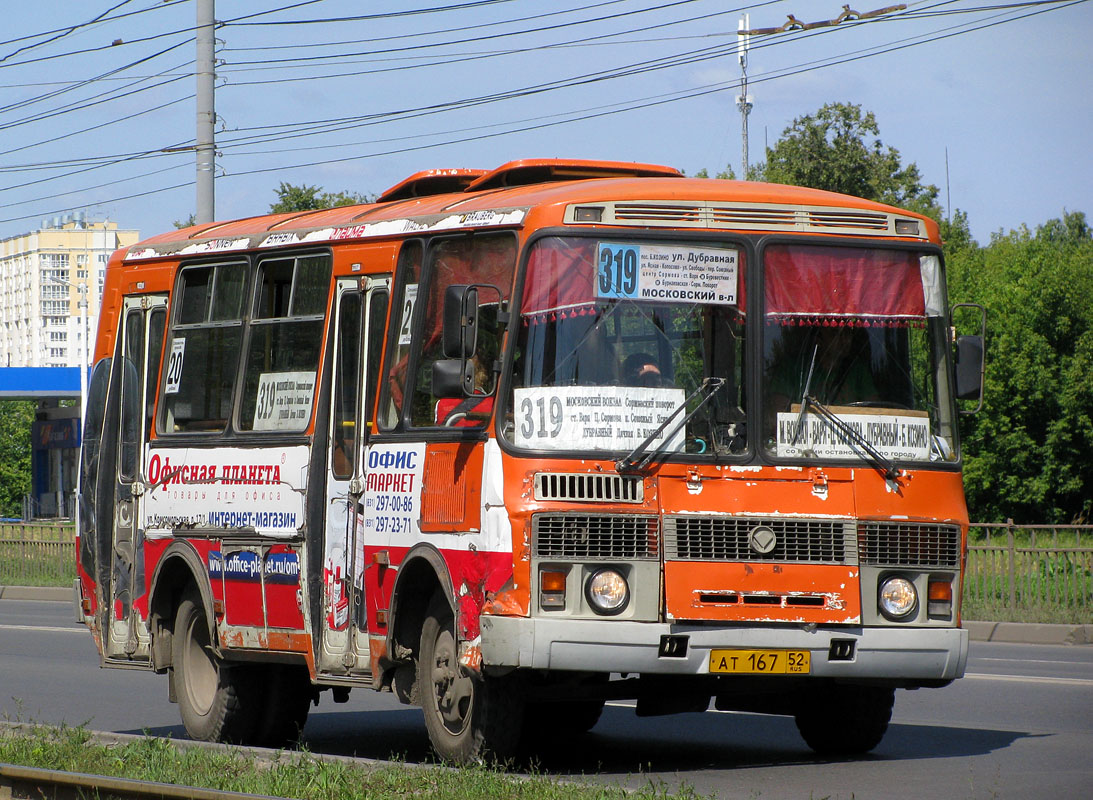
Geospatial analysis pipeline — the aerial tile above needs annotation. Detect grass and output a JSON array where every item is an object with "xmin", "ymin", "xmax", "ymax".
[
  {"xmin": 0, "ymin": 523, "xmax": 76, "ymax": 587},
  {"xmin": 0, "ymin": 724, "xmax": 711, "ymax": 800}
]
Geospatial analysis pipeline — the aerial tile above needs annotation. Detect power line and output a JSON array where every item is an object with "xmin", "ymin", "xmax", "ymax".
[
  {"xmin": 2, "ymin": 0, "xmax": 1073, "ymax": 166},
  {"xmin": 0, "ymin": 0, "xmax": 188, "ymax": 51},
  {"xmin": 0, "ymin": 0, "xmax": 139, "ymax": 63},
  {"xmin": 0, "ymin": 0, "xmax": 1086, "ymax": 227}
]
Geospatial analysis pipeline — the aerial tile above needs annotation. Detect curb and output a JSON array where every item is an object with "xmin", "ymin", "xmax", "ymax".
[
  {"xmin": 3, "ymin": 586, "xmax": 1089, "ymax": 645},
  {"xmin": 0, "ymin": 585, "xmax": 72, "ymax": 602},
  {"xmin": 964, "ymin": 620, "xmax": 1092, "ymax": 645}
]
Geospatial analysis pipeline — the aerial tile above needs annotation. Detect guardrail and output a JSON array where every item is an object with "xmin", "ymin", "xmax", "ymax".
[
  {"xmin": 966, "ymin": 522, "xmax": 1093, "ymax": 621},
  {"xmin": 0, "ymin": 522, "xmax": 76, "ymax": 587}
]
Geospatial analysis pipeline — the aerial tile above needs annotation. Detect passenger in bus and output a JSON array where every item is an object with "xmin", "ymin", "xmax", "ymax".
[{"xmin": 623, "ymin": 352, "xmax": 667, "ymax": 387}]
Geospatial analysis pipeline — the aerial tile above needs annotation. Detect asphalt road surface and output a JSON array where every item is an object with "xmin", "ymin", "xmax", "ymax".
[{"xmin": 2, "ymin": 598, "xmax": 1090, "ymax": 799}]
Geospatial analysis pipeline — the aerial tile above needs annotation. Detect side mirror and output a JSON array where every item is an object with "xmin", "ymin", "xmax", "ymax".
[
  {"xmin": 951, "ymin": 303, "xmax": 986, "ymax": 413},
  {"xmin": 442, "ymin": 285, "xmax": 478, "ymax": 359},
  {"xmin": 432, "ymin": 358, "xmax": 473, "ymax": 399},
  {"xmin": 954, "ymin": 335, "xmax": 984, "ymax": 400}
]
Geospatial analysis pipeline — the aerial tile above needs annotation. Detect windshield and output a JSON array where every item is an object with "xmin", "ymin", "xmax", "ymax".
[
  {"xmin": 504, "ymin": 235, "xmax": 746, "ymax": 458},
  {"xmin": 761, "ymin": 243, "xmax": 957, "ymax": 465}
]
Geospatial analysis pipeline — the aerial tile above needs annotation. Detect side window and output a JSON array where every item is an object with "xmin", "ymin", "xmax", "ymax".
[
  {"xmin": 364, "ymin": 289, "xmax": 388, "ymax": 429},
  {"xmin": 79, "ymin": 357, "xmax": 112, "ymax": 549},
  {"xmin": 162, "ymin": 263, "xmax": 246, "ymax": 433},
  {"xmin": 145, "ymin": 308, "xmax": 166, "ymax": 439},
  {"xmin": 331, "ymin": 292, "xmax": 362, "ymax": 480},
  {"xmin": 409, "ymin": 234, "xmax": 515, "ymax": 428},
  {"xmin": 380, "ymin": 242, "xmax": 423, "ymax": 430},
  {"xmin": 239, "ymin": 254, "xmax": 332, "ymax": 432},
  {"xmin": 119, "ymin": 310, "xmax": 143, "ymax": 480}
]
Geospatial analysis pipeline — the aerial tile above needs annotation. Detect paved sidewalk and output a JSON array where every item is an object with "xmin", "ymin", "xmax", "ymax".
[{"xmin": 3, "ymin": 584, "xmax": 1089, "ymax": 645}]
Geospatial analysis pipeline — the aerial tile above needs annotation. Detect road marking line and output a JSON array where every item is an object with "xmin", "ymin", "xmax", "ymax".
[
  {"xmin": 964, "ymin": 672, "xmax": 1093, "ymax": 687},
  {"xmin": 974, "ymin": 657, "xmax": 1093, "ymax": 666},
  {"xmin": 0, "ymin": 623, "xmax": 85, "ymax": 635}
]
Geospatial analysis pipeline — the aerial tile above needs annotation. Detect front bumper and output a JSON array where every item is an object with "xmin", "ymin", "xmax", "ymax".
[{"xmin": 480, "ymin": 616, "xmax": 968, "ymax": 681}]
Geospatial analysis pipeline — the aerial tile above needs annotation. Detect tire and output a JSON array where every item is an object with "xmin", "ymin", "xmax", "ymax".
[
  {"xmin": 171, "ymin": 591, "xmax": 258, "ymax": 744},
  {"xmin": 418, "ymin": 595, "xmax": 523, "ymax": 764},
  {"xmin": 794, "ymin": 685, "xmax": 895, "ymax": 756},
  {"xmin": 252, "ymin": 664, "xmax": 312, "ymax": 748}
]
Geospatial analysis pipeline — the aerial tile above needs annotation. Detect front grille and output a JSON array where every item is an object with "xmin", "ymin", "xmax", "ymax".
[
  {"xmin": 533, "ymin": 513, "xmax": 660, "ymax": 560},
  {"xmin": 664, "ymin": 516, "xmax": 855, "ymax": 564},
  {"xmin": 533, "ymin": 472, "xmax": 643, "ymax": 503},
  {"xmin": 859, "ymin": 522, "xmax": 961, "ymax": 569}
]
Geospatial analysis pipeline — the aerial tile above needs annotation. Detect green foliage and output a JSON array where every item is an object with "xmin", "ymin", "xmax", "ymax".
[
  {"xmin": 0, "ymin": 401, "xmax": 35, "ymax": 517},
  {"xmin": 756, "ymin": 101, "xmax": 942, "ymax": 216},
  {"xmin": 270, "ymin": 182, "xmax": 372, "ymax": 213},
  {"xmin": 172, "ymin": 213, "xmax": 196, "ymax": 229},
  {"xmin": 691, "ymin": 164, "xmax": 766, "ymax": 181},
  {"xmin": 948, "ymin": 211, "xmax": 1093, "ymax": 523}
]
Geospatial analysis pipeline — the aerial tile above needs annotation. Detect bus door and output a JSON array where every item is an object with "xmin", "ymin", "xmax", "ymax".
[
  {"xmin": 318, "ymin": 276, "xmax": 390, "ymax": 675},
  {"xmin": 104, "ymin": 294, "xmax": 167, "ymax": 662}
]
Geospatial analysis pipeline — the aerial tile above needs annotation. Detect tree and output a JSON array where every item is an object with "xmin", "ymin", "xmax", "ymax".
[
  {"xmin": 948, "ymin": 211, "xmax": 1093, "ymax": 523},
  {"xmin": 758, "ymin": 102, "xmax": 941, "ymax": 217},
  {"xmin": 173, "ymin": 213, "xmax": 196, "ymax": 229},
  {"xmin": 0, "ymin": 401, "xmax": 35, "ymax": 518},
  {"xmin": 270, "ymin": 183, "xmax": 372, "ymax": 213}
]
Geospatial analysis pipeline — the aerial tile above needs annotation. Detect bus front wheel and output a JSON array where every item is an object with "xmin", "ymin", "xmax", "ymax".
[
  {"xmin": 172, "ymin": 591, "xmax": 256, "ymax": 743},
  {"xmin": 418, "ymin": 595, "xmax": 523, "ymax": 764},
  {"xmin": 794, "ymin": 684, "xmax": 895, "ymax": 755}
]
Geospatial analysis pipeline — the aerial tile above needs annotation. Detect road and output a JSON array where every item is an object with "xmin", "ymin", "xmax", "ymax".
[{"xmin": 2, "ymin": 598, "xmax": 1090, "ymax": 799}]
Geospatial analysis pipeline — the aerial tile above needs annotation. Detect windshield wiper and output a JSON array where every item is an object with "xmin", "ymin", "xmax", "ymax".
[
  {"xmin": 793, "ymin": 394, "xmax": 899, "ymax": 481},
  {"xmin": 616, "ymin": 378, "xmax": 726, "ymax": 474}
]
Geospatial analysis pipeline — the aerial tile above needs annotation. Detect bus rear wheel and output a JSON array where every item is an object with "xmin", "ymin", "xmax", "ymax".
[
  {"xmin": 794, "ymin": 684, "xmax": 895, "ymax": 755},
  {"xmin": 418, "ymin": 595, "xmax": 523, "ymax": 764},
  {"xmin": 172, "ymin": 591, "xmax": 257, "ymax": 743}
]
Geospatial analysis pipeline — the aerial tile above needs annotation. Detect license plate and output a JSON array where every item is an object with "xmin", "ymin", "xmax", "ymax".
[{"xmin": 708, "ymin": 649, "xmax": 811, "ymax": 674}]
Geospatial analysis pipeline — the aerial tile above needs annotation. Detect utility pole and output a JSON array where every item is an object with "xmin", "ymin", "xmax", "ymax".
[
  {"xmin": 734, "ymin": 5, "xmax": 908, "ymax": 178},
  {"xmin": 735, "ymin": 14, "xmax": 753, "ymax": 180},
  {"xmin": 196, "ymin": 0, "xmax": 216, "ymax": 223}
]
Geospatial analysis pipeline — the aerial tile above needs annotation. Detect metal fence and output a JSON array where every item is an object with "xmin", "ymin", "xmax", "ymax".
[
  {"xmin": 0, "ymin": 522, "xmax": 76, "ymax": 587},
  {"xmin": 966, "ymin": 522, "xmax": 1093, "ymax": 619},
  {"xmin": 1, "ymin": 521, "xmax": 1091, "ymax": 620}
]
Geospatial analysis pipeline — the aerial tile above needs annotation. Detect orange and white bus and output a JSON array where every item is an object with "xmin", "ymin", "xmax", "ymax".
[{"xmin": 76, "ymin": 158, "xmax": 984, "ymax": 762}]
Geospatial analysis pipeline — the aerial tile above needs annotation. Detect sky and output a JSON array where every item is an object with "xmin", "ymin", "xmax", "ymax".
[{"xmin": 1, "ymin": 0, "xmax": 1090, "ymax": 246}]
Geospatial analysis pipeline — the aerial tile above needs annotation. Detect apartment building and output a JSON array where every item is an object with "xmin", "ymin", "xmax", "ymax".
[{"xmin": 1, "ymin": 214, "xmax": 139, "ymax": 368}]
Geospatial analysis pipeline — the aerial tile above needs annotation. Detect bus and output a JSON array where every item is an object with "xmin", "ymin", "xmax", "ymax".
[{"xmin": 76, "ymin": 158, "xmax": 985, "ymax": 763}]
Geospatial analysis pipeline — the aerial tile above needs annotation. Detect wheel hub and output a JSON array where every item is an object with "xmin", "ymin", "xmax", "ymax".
[{"xmin": 430, "ymin": 628, "xmax": 473, "ymax": 734}]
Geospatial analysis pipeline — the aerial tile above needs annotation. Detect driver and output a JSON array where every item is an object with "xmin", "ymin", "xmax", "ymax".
[{"xmin": 623, "ymin": 352, "xmax": 665, "ymax": 387}]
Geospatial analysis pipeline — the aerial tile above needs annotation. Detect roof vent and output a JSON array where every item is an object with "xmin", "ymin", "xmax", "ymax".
[
  {"xmin": 466, "ymin": 158, "xmax": 682, "ymax": 192},
  {"xmin": 377, "ymin": 168, "xmax": 488, "ymax": 203}
]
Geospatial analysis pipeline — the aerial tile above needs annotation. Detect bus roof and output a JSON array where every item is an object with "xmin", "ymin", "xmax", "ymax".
[{"xmin": 125, "ymin": 158, "xmax": 937, "ymax": 261}]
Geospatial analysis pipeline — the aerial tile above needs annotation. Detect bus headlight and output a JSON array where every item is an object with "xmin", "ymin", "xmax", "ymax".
[
  {"xmin": 878, "ymin": 576, "xmax": 918, "ymax": 620},
  {"xmin": 585, "ymin": 568, "xmax": 629, "ymax": 615}
]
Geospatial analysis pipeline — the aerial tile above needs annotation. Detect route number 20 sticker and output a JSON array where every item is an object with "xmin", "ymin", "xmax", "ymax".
[{"xmin": 164, "ymin": 338, "xmax": 186, "ymax": 394}]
